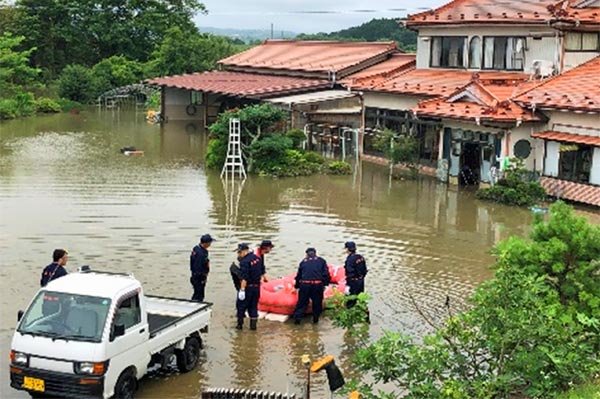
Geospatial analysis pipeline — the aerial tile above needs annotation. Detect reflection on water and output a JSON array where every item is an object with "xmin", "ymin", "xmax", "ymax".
[{"xmin": 1, "ymin": 111, "xmax": 536, "ymax": 398}]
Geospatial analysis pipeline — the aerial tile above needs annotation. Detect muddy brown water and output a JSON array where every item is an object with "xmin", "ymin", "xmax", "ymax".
[{"xmin": 0, "ymin": 110, "xmax": 557, "ymax": 398}]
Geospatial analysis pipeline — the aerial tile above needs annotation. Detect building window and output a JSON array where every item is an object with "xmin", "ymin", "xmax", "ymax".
[
  {"xmin": 469, "ymin": 36, "xmax": 482, "ymax": 69},
  {"xmin": 565, "ymin": 32, "xmax": 599, "ymax": 51},
  {"xmin": 430, "ymin": 37, "xmax": 466, "ymax": 68},
  {"xmin": 513, "ymin": 139, "xmax": 531, "ymax": 159},
  {"xmin": 483, "ymin": 37, "xmax": 525, "ymax": 70},
  {"xmin": 190, "ymin": 91, "xmax": 203, "ymax": 105},
  {"xmin": 558, "ymin": 144, "xmax": 593, "ymax": 183}
]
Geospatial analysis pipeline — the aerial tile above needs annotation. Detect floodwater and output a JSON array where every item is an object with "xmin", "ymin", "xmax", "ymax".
[{"xmin": 0, "ymin": 110, "xmax": 551, "ymax": 398}]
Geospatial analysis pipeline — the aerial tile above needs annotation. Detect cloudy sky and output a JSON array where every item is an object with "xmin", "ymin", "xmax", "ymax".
[{"xmin": 196, "ymin": 0, "xmax": 446, "ymax": 34}]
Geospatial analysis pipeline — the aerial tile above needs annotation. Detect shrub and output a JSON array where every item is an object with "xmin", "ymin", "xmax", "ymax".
[
  {"xmin": 477, "ymin": 158, "xmax": 546, "ymax": 207},
  {"xmin": 0, "ymin": 99, "xmax": 17, "ymax": 119},
  {"xmin": 91, "ymin": 56, "xmax": 144, "ymax": 93},
  {"xmin": 285, "ymin": 128, "xmax": 306, "ymax": 148},
  {"xmin": 303, "ymin": 151, "xmax": 325, "ymax": 165},
  {"xmin": 35, "ymin": 97, "xmax": 61, "ymax": 113},
  {"xmin": 326, "ymin": 160, "xmax": 352, "ymax": 175},
  {"xmin": 248, "ymin": 135, "xmax": 293, "ymax": 173},
  {"xmin": 56, "ymin": 98, "xmax": 83, "ymax": 112},
  {"xmin": 58, "ymin": 65, "xmax": 94, "ymax": 103},
  {"xmin": 14, "ymin": 92, "xmax": 35, "ymax": 117},
  {"xmin": 205, "ymin": 138, "xmax": 228, "ymax": 170}
]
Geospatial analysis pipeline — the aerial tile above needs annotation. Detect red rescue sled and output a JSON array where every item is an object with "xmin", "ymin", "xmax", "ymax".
[{"xmin": 258, "ymin": 265, "xmax": 346, "ymax": 315}]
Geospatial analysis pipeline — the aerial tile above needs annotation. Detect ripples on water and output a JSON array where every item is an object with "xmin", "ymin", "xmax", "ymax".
[{"xmin": 0, "ymin": 112, "xmax": 536, "ymax": 398}]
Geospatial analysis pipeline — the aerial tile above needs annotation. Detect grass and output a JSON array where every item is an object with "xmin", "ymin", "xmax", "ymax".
[{"xmin": 557, "ymin": 381, "xmax": 600, "ymax": 399}]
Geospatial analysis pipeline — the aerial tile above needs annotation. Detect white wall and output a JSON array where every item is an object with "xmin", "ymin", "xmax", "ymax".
[
  {"xmin": 544, "ymin": 141, "xmax": 560, "ymax": 177},
  {"xmin": 591, "ymin": 148, "xmax": 600, "ymax": 185},
  {"xmin": 416, "ymin": 26, "xmax": 557, "ymax": 73},
  {"xmin": 563, "ymin": 52, "xmax": 600, "ymax": 71},
  {"xmin": 547, "ymin": 111, "xmax": 600, "ymax": 133},
  {"xmin": 363, "ymin": 92, "xmax": 424, "ymax": 111}
]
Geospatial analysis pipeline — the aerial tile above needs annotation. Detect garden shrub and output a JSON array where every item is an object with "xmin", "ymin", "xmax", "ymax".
[
  {"xmin": 326, "ymin": 160, "xmax": 352, "ymax": 175},
  {"xmin": 35, "ymin": 97, "xmax": 61, "ymax": 113},
  {"xmin": 14, "ymin": 92, "xmax": 35, "ymax": 117},
  {"xmin": 477, "ymin": 158, "xmax": 546, "ymax": 207},
  {"xmin": 0, "ymin": 99, "xmax": 17, "ymax": 119},
  {"xmin": 56, "ymin": 98, "xmax": 83, "ymax": 112},
  {"xmin": 285, "ymin": 128, "xmax": 306, "ymax": 148},
  {"xmin": 58, "ymin": 65, "xmax": 94, "ymax": 103},
  {"xmin": 205, "ymin": 138, "xmax": 228, "ymax": 170}
]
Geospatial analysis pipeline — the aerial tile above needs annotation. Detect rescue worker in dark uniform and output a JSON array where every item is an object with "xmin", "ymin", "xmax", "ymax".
[
  {"xmin": 231, "ymin": 239, "xmax": 274, "ymax": 292},
  {"xmin": 236, "ymin": 243, "xmax": 268, "ymax": 330},
  {"xmin": 343, "ymin": 241, "xmax": 368, "ymax": 308},
  {"xmin": 41, "ymin": 249, "xmax": 69, "ymax": 287},
  {"xmin": 190, "ymin": 234, "xmax": 215, "ymax": 302},
  {"xmin": 293, "ymin": 247, "xmax": 330, "ymax": 325}
]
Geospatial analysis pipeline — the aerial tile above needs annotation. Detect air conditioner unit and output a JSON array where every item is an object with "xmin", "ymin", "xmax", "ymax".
[{"xmin": 530, "ymin": 60, "xmax": 555, "ymax": 80}]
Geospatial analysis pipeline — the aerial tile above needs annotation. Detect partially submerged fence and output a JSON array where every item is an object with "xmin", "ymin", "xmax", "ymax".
[{"xmin": 201, "ymin": 388, "xmax": 297, "ymax": 399}]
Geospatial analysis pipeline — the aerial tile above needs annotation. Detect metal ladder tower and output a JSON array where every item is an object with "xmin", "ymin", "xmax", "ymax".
[{"xmin": 221, "ymin": 118, "xmax": 247, "ymax": 179}]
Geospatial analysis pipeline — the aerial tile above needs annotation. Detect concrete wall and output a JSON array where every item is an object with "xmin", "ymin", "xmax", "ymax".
[
  {"xmin": 563, "ymin": 51, "xmax": 600, "ymax": 71},
  {"xmin": 546, "ymin": 111, "xmax": 600, "ymax": 133},
  {"xmin": 363, "ymin": 92, "xmax": 425, "ymax": 111},
  {"xmin": 416, "ymin": 26, "xmax": 557, "ymax": 73}
]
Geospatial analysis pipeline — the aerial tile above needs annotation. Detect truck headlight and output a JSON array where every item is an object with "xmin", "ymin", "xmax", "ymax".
[
  {"xmin": 10, "ymin": 350, "xmax": 29, "ymax": 367},
  {"xmin": 74, "ymin": 361, "xmax": 107, "ymax": 375}
]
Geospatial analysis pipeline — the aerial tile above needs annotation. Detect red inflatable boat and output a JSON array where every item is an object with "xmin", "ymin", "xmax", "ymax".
[{"xmin": 258, "ymin": 265, "xmax": 346, "ymax": 315}]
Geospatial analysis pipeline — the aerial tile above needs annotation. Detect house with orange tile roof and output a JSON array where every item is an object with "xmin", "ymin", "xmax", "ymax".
[
  {"xmin": 339, "ymin": 0, "xmax": 599, "ymax": 192},
  {"xmin": 514, "ymin": 55, "xmax": 600, "ymax": 206},
  {"xmin": 147, "ymin": 40, "xmax": 398, "ymax": 126}
]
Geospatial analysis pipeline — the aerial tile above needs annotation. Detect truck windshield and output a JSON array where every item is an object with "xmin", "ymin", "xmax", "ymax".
[{"xmin": 18, "ymin": 291, "xmax": 111, "ymax": 343}]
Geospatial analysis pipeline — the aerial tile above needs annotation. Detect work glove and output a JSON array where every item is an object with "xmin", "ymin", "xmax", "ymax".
[
  {"xmin": 238, "ymin": 290, "xmax": 246, "ymax": 301},
  {"xmin": 344, "ymin": 286, "xmax": 350, "ymax": 295}
]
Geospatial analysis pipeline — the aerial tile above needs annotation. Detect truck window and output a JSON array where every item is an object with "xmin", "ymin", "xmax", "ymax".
[
  {"xmin": 115, "ymin": 294, "xmax": 141, "ymax": 330},
  {"xmin": 18, "ymin": 291, "xmax": 111, "ymax": 342}
]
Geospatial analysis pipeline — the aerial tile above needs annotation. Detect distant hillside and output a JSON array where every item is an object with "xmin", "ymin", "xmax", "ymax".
[
  {"xmin": 198, "ymin": 27, "xmax": 297, "ymax": 43},
  {"xmin": 296, "ymin": 18, "xmax": 417, "ymax": 52}
]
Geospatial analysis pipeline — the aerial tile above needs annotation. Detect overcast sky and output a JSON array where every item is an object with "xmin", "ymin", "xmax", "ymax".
[{"xmin": 195, "ymin": 0, "xmax": 446, "ymax": 34}]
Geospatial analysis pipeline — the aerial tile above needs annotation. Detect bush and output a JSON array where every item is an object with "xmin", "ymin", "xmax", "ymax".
[
  {"xmin": 35, "ymin": 97, "xmax": 61, "ymax": 113},
  {"xmin": 325, "ymin": 160, "xmax": 352, "ymax": 175},
  {"xmin": 285, "ymin": 128, "xmax": 306, "ymax": 148},
  {"xmin": 14, "ymin": 92, "xmax": 35, "ymax": 117},
  {"xmin": 56, "ymin": 98, "xmax": 83, "ymax": 112},
  {"xmin": 0, "ymin": 99, "xmax": 17, "ymax": 119},
  {"xmin": 58, "ymin": 65, "xmax": 94, "ymax": 103},
  {"xmin": 477, "ymin": 158, "xmax": 547, "ymax": 206},
  {"xmin": 205, "ymin": 138, "xmax": 228, "ymax": 170},
  {"xmin": 91, "ymin": 56, "xmax": 144, "ymax": 94},
  {"xmin": 248, "ymin": 135, "xmax": 293, "ymax": 173}
]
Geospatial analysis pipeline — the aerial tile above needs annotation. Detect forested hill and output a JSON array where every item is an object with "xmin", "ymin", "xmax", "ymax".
[{"xmin": 296, "ymin": 18, "xmax": 417, "ymax": 52}]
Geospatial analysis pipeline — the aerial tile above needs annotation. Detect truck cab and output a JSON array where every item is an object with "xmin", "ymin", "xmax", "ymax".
[{"xmin": 10, "ymin": 270, "xmax": 211, "ymax": 398}]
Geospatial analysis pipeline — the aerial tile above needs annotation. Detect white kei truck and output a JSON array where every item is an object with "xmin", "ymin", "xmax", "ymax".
[{"xmin": 9, "ymin": 268, "xmax": 212, "ymax": 398}]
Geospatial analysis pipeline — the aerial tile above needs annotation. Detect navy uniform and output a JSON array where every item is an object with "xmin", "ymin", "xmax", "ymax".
[
  {"xmin": 293, "ymin": 248, "xmax": 330, "ymax": 324},
  {"xmin": 343, "ymin": 241, "xmax": 368, "ymax": 308},
  {"xmin": 40, "ymin": 249, "xmax": 69, "ymax": 287},
  {"xmin": 236, "ymin": 243, "xmax": 266, "ymax": 330},
  {"xmin": 190, "ymin": 234, "xmax": 215, "ymax": 302}
]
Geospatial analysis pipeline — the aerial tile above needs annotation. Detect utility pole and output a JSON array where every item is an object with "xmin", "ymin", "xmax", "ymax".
[{"xmin": 270, "ymin": 23, "xmax": 274, "ymax": 39}]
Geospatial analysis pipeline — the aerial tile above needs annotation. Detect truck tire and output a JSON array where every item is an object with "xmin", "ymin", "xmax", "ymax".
[
  {"xmin": 176, "ymin": 336, "xmax": 200, "ymax": 373},
  {"xmin": 113, "ymin": 368, "xmax": 137, "ymax": 399}
]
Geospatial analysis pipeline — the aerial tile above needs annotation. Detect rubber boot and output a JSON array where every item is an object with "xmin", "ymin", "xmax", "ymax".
[
  {"xmin": 236, "ymin": 318, "xmax": 243, "ymax": 330},
  {"xmin": 294, "ymin": 318, "xmax": 301, "ymax": 325},
  {"xmin": 250, "ymin": 318, "xmax": 257, "ymax": 331},
  {"xmin": 312, "ymin": 315, "xmax": 319, "ymax": 324}
]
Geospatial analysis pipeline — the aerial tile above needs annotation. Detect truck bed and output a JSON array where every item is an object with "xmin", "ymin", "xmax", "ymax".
[
  {"xmin": 145, "ymin": 295, "xmax": 211, "ymax": 340},
  {"xmin": 148, "ymin": 313, "xmax": 179, "ymax": 336}
]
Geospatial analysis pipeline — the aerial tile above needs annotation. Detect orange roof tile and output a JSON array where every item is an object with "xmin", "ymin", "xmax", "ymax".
[
  {"xmin": 340, "ymin": 53, "xmax": 416, "ymax": 86},
  {"xmin": 219, "ymin": 40, "xmax": 397, "ymax": 78},
  {"xmin": 515, "ymin": 56, "xmax": 600, "ymax": 112},
  {"xmin": 531, "ymin": 130, "xmax": 600, "ymax": 145},
  {"xmin": 147, "ymin": 71, "xmax": 330, "ymax": 99},
  {"xmin": 548, "ymin": 0, "xmax": 600, "ymax": 24},
  {"xmin": 407, "ymin": 0, "xmax": 556, "ymax": 26},
  {"xmin": 413, "ymin": 79, "xmax": 543, "ymax": 122},
  {"xmin": 540, "ymin": 176, "xmax": 600, "ymax": 206},
  {"xmin": 346, "ymin": 69, "xmax": 528, "ymax": 97}
]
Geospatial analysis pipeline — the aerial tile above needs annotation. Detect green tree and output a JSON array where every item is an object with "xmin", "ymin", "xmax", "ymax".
[
  {"xmin": 0, "ymin": 32, "xmax": 40, "ymax": 96},
  {"xmin": 12, "ymin": 0, "xmax": 206, "ymax": 77},
  {"xmin": 57, "ymin": 64, "xmax": 94, "ymax": 103},
  {"xmin": 332, "ymin": 202, "xmax": 600, "ymax": 398},
  {"xmin": 91, "ymin": 55, "xmax": 144, "ymax": 93},
  {"xmin": 147, "ymin": 27, "xmax": 236, "ymax": 77}
]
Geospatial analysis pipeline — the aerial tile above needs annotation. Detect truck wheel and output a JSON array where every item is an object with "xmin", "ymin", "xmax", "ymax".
[
  {"xmin": 176, "ymin": 336, "xmax": 200, "ymax": 373},
  {"xmin": 113, "ymin": 369, "xmax": 137, "ymax": 399}
]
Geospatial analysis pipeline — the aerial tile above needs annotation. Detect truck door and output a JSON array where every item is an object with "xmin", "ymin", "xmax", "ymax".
[{"xmin": 105, "ymin": 293, "xmax": 150, "ymax": 388}]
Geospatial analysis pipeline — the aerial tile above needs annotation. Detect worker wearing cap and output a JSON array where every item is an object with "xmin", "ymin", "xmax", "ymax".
[
  {"xmin": 230, "ymin": 239, "xmax": 274, "ymax": 292},
  {"xmin": 236, "ymin": 243, "xmax": 267, "ymax": 330},
  {"xmin": 293, "ymin": 247, "xmax": 330, "ymax": 324},
  {"xmin": 255, "ymin": 240, "xmax": 274, "ymax": 263},
  {"xmin": 343, "ymin": 241, "xmax": 368, "ymax": 308},
  {"xmin": 40, "ymin": 249, "xmax": 69, "ymax": 287},
  {"xmin": 190, "ymin": 234, "xmax": 215, "ymax": 302}
]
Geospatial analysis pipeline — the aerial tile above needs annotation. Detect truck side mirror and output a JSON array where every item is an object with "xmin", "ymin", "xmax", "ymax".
[
  {"xmin": 111, "ymin": 324, "xmax": 125, "ymax": 341},
  {"xmin": 17, "ymin": 310, "xmax": 24, "ymax": 322}
]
